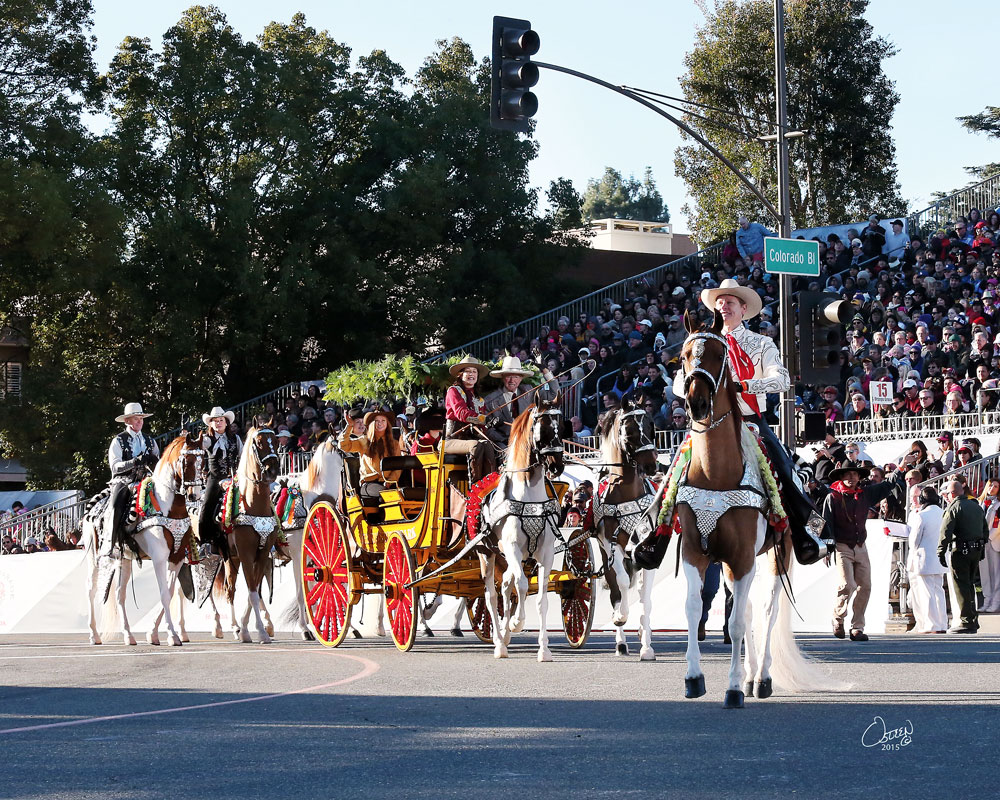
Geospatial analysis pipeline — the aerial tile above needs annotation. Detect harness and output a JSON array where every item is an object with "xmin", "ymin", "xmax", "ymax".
[
  {"xmin": 675, "ymin": 458, "xmax": 768, "ymax": 555},
  {"xmin": 683, "ymin": 331, "xmax": 731, "ymax": 434},
  {"xmin": 137, "ymin": 515, "xmax": 192, "ymax": 552},
  {"xmin": 234, "ymin": 513, "xmax": 279, "ymax": 549},
  {"xmin": 593, "ymin": 479, "xmax": 657, "ymax": 546}
]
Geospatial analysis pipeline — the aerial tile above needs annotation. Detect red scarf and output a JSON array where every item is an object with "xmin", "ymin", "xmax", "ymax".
[
  {"xmin": 726, "ymin": 333, "xmax": 761, "ymax": 415},
  {"xmin": 831, "ymin": 480, "xmax": 864, "ymax": 497}
]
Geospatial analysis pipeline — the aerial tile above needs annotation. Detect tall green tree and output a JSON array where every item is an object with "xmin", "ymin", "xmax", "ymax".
[
  {"xmin": 580, "ymin": 166, "xmax": 670, "ymax": 222},
  {"xmin": 675, "ymin": 0, "xmax": 904, "ymax": 244},
  {"xmin": 956, "ymin": 105, "xmax": 1000, "ymax": 182},
  {"xmin": 0, "ymin": 0, "xmax": 127, "ymax": 489}
]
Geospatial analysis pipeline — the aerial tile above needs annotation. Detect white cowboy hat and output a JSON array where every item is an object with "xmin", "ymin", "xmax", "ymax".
[
  {"xmin": 115, "ymin": 402, "xmax": 152, "ymax": 423},
  {"xmin": 448, "ymin": 355, "xmax": 490, "ymax": 379},
  {"xmin": 700, "ymin": 278, "xmax": 763, "ymax": 320},
  {"xmin": 489, "ymin": 355, "xmax": 533, "ymax": 378},
  {"xmin": 202, "ymin": 406, "xmax": 236, "ymax": 426}
]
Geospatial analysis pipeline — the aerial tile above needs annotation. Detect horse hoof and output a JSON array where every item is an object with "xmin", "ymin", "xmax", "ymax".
[
  {"xmin": 145, "ymin": 633, "xmax": 158, "ymax": 646},
  {"xmin": 232, "ymin": 629, "xmax": 242, "ymax": 642},
  {"xmin": 375, "ymin": 626, "xmax": 386, "ymax": 637},
  {"xmin": 168, "ymin": 635, "xmax": 182, "ymax": 647},
  {"xmin": 684, "ymin": 675, "xmax": 706, "ymax": 699},
  {"xmin": 538, "ymin": 649, "xmax": 553, "ymax": 663},
  {"xmin": 494, "ymin": 645, "xmax": 508, "ymax": 659},
  {"xmin": 612, "ymin": 613, "xmax": 627, "ymax": 627},
  {"xmin": 301, "ymin": 629, "xmax": 315, "ymax": 641},
  {"xmin": 127, "ymin": 635, "xmax": 137, "ymax": 646},
  {"xmin": 755, "ymin": 678, "xmax": 773, "ymax": 699},
  {"xmin": 89, "ymin": 635, "xmax": 102, "ymax": 646},
  {"xmin": 744, "ymin": 680, "xmax": 754, "ymax": 697},
  {"xmin": 450, "ymin": 628, "xmax": 464, "ymax": 638},
  {"xmin": 639, "ymin": 647, "xmax": 656, "ymax": 662},
  {"xmin": 510, "ymin": 619, "xmax": 525, "ymax": 634},
  {"xmin": 213, "ymin": 627, "xmax": 224, "ymax": 640},
  {"xmin": 180, "ymin": 633, "xmax": 190, "ymax": 643},
  {"xmin": 616, "ymin": 643, "xmax": 629, "ymax": 656},
  {"xmin": 723, "ymin": 689, "xmax": 745, "ymax": 709},
  {"xmin": 265, "ymin": 624, "xmax": 275, "ymax": 637},
  {"xmin": 240, "ymin": 631, "xmax": 252, "ymax": 643},
  {"xmin": 259, "ymin": 636, "xmax": 272, "ymax": 645}
]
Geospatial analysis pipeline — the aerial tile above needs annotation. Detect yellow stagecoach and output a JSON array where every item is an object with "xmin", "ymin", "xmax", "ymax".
[{"xmin": 299, "ymin": 445, "xmax": 597, "ymax": 651}]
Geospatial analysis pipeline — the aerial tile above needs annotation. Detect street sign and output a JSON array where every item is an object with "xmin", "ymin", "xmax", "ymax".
[
  {"xmin": 763, "ymin": 237, "xmax": 820, "ymax": 276},
  {"xmin": 869, "ymin": 380, "xmax": 894, "ymax": 407}
]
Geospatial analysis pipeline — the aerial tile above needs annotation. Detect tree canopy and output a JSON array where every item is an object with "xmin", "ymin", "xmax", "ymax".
[
  {"xmin": 580, "ymin": 166, "xmax": 670, "ymax": 222},
  {"xmin": 0, "ymin": 3, "xmax": 587, "ymax": 492},
  {"xmin": 674, "ymin": 0, "xmax": 905, "ymax": 244},
  {"xmin": 957, "ymin": 105, "xmax": 1000, "ymax": 182}
]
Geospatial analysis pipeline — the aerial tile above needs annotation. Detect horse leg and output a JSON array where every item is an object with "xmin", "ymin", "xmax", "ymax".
[
  {"xmin": 738, "ymin": 566, "xmax": 757, "ymax": 696},
  {"xmin": 206, "ymin": 593, "xmax": 224, "ymax": 639},
  {"xmin": 481, "ymin": 554, "xmax": 507, "ymax": 659},
  {"xmin": 289, "ymin": 529, "xmax": 314, "ymax": 640},
  {"xmin": 681, "ymin": 556, "xmax": 707, "ymax": 698},
  {"xmin": 224, "ymin": 557, "xmax": 244, "ymax": 641},
  {"xmin": 260, "ymin": 591, "xmax": 275, "ymax": 638},
  {"xmin": 145, "ymin": 534, "xmax": 183, "ymax": 646},
  {"xmin": 608, "ymin": 542, "xmax": 631, "ymax": 628},
  {"xmin": 175, "ymin": 568, "xmax": 190, "ymax": 642},
  {"xmin": 536, "ymin": 537, "xmax": 554, "ymax": 662},
  {"xmin": 725, "ymin": 561, "xmax": 755, "ymax": 707},
  {"xmin": 84, "ymin": 524, "xmax": 102, "ymax": 645},
  {"xmin": 117, "ymin": 559, "xmax": 137, "ymax": 646},
  {"xmin": 238, "ymin": 539, "xmax": 270, "ymax": 644},
  {"xmin": 449, "ymin": 598, "xmax": 466, "ymax": 636},
  {"xmin": 502, "ymin": 536, "xmax": 529, "ymax": 636},
  {"xmin": 638, "ymin": 567, "xmax": 656, "ymax": 661}
]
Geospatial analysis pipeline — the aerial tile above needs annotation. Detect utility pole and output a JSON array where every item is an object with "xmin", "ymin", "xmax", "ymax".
[{"xmin": 773, "ymin": 0, "xmax": 796, "ymax": 450}]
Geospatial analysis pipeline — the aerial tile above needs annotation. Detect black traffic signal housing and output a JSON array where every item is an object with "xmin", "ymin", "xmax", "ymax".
[
  {"xmin": 491, "ymin": 16, "xmax": 540, "ymax": 132},
  {"xmin": 798, "ymin": 291, "xmax": 853, "ymax": 385}
]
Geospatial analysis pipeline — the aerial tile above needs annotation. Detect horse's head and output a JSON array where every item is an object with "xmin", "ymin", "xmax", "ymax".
[
  {"xmin": 248, "ymin": 416, "xmax": 280, "ymax": 484},
  {"xmin": 618, "ymin": 398, "xmax": 657, "ymax": 476},
  {"xmin": 178, "ymin": 429, "xmax": 205, "ymax": 504},
  {"xmin": 681, "ymin": 309, "xmax": 729, "ymax": 424},
  {"xmin": 532, "ymin": 394, "xmax": 564, "ymax": 480}
]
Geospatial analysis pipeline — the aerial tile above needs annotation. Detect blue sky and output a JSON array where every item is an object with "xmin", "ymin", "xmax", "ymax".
[{"xmin": 88, "ymin": 1, "xmax": 999, "ymax": 232}]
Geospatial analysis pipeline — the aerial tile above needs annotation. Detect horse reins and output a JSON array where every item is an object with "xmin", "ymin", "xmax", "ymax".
[{"xmin": 683, "ymin": 331, "xmax": 733, "ymax": 435}]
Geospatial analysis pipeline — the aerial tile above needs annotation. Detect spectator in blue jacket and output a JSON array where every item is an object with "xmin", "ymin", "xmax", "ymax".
[{"xmin": 735, "ymin": 215, "xmax": 775, "ymax": 264}]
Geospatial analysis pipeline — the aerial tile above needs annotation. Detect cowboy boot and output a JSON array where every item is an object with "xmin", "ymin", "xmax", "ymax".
[{"xmin": 790, "ymin": 511, "xmax": 831, "ymax": 566}]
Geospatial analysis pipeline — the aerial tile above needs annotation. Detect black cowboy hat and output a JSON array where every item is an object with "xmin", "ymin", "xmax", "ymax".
[
  {"xmin": 415, "ymin": 408, "xmax": 446, "ymax": 435},
  {"xmin": 829, "ymin": 461, "xmax": 870, "ymax": 482}
]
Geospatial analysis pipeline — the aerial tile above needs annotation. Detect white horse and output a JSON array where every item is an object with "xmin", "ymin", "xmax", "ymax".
[
  {"xmin": 481, "ymin": 398, "xmax": 565, "ymax": 661},
  {"xmin": 83, "ymin": 433, "xmax": 203, "ymax": 646}
]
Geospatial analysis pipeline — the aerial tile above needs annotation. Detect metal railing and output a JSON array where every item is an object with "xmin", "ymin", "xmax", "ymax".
[
  {"xmin": 0, "ymin": 493, "xmax": 87, "ymax": 548},
  {"xmin": 425, "ymin": 242, "xmax": 725, "ymax": 363},
  {"xmin": 907, "ymin": 172, "xmax": 1000, "ymax": 240},
  {"xmin": 915, "ymin": 452, "xmax": 1000, "ymax": 499},
  {"xmin": 277, "ymin": 450, "xmax": 313, "ymax": 478},
  {"xmin": 835, "ymin": 410, "xmax": 1000, "ymax": 444}
]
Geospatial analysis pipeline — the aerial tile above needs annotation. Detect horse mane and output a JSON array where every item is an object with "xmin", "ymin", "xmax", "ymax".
[
  {"xmin": 507, "ymin": 407, "xmax": 534, "ymax": 479},
  {"xmin": 302, "ymin": 441, "xmax": 326, "ymax": 492},
  {"xmin": 154, "ymin": 435, "xmax": 189, "ymax": 481},
  {"xmin": 236, "ymin": 425, "xmax": 258, "ymax": 487},
  {"xmin": 598, "ymin": 411, "xmax": 622, "ymax": 466}
]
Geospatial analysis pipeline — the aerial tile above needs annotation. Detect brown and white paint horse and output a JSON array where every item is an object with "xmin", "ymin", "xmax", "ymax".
[
  {"xmin": 84, "ymin": 431, "xmax": 204, "ymax": 646},
  {"xmin": 676, "ymin": 311, "xmax": 846, "ymax": 707},
  {"xmin": 216, "ymin": 418, "xmax": 281, "ymax": 643}
]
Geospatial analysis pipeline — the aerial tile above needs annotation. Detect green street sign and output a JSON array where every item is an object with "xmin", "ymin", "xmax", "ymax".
[{"xmin": 763, "ymin": 237, "xmax": 821, "ymax": 276}]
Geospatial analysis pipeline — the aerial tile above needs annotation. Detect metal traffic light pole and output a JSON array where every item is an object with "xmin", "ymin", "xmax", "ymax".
[{"xmin": 773, "ymin": 0, "xmax": 797, "ymax": 449}]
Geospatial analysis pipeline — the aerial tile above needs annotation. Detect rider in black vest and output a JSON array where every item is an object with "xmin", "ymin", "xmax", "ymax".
[
  {"xmin": 197, "ymin": 406, "xmax": 242, "ymax": 557},
  {"xmin": 104, "ymin": 403, "xmax": 160, "ymax": 555}
]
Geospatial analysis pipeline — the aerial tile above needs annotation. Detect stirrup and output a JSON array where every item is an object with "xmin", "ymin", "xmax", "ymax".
[{"xmin": 792, "ymin": 512, "xmax": 829, "ymax": 565}]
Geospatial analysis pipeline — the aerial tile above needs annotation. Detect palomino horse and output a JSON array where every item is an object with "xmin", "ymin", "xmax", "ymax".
[
  {"xmin": 592, "ymin": 400, "xmax": 659, "ymax": 660},
  {"xmin": 481, "ymin": 395, "xmax": 565, "ymax": 660},
  {"xmin": 83, "ymin": 431, "xmax": 204, "ymax": 646},
  {"xmin": 217, "ymin": 419, "xmax": 281, "ymax": 643},
  {"xmin": 674, "ymin": 311, "xmax": 845, "ymax": 707}
]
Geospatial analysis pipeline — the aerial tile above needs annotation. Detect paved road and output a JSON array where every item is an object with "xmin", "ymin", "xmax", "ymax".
[{"xmin": 2, "ymin": 626, "xmax": 999, "ymax": 799}]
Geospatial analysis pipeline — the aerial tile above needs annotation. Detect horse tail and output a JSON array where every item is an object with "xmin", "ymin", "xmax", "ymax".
[
  {"xmin": 767, "ymin": 561, "xmax": 852, "ymax": 693},
  {"xmin": 99, "ymin": 565, "xmax": 121, "ymax": 643}
]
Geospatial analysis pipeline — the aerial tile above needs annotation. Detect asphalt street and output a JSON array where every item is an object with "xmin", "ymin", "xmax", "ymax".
[{"xmin": 1, "ymin": 626, "xmax": 998, "ymax": 799}]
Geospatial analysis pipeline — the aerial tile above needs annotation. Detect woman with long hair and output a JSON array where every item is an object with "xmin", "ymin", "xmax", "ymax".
[{"xmin": 338, "ymin": 408, "xmax": 402, "ymax": 504}]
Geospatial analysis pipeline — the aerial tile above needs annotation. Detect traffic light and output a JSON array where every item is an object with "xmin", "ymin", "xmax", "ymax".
[
  {"xmin": 491, "ymin": 16, "xmax": 540, "ymax": 132},
  {"xmin": 798, "ymin": 291, "xmax": 853, "ymax": 385}
]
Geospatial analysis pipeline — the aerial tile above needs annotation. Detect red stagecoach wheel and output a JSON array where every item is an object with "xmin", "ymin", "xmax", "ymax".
[
  {"xmin": 383, "ymin": 532, "xmax": 419, "ymax": 652},
  {"xmin": 561, "ymin": 539, "xmax": 596, "ymax": 648},
  {"xmin": 300, "ymin": 502, "xmax": 353, "ymax": 647}
]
